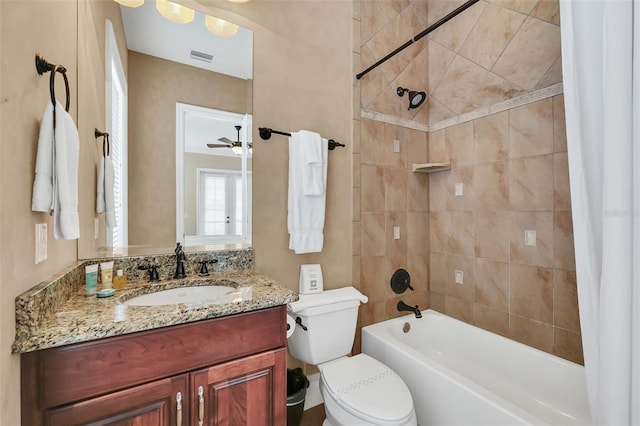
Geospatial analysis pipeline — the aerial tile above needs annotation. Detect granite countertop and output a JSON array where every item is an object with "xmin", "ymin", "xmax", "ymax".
[{"xmin": 13, "ymin": 269, "xmax": 297, "ymax": 353}]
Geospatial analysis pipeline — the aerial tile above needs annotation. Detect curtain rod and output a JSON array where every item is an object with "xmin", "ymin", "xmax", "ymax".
[{"xmin": 355, "ymin": 0, "xmax": 480, "ymax": 80}]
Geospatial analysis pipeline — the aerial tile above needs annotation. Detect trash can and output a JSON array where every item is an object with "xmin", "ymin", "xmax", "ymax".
[{"xmin": 286, "ymin": 368, "xmax": 309, "ymax": 426}]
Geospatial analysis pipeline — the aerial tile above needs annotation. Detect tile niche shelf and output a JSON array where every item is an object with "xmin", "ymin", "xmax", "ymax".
[{"xmin": 411, "ymin": 162, "xmax": 451, "ymax": 173}]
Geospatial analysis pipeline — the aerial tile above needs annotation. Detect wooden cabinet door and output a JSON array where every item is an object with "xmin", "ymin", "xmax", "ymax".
[
  {"xmin": 45, "ymin": 374, "xmax": 188, "ymax": 426},
  {"xmin": 191, "ymin": 348, "xmax": 286, "ymax": 426}
]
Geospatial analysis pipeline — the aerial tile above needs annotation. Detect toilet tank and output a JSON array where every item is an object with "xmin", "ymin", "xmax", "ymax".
[{"xmin": 288, "ymin": 299, "xmax": 361, "ymax": 365}]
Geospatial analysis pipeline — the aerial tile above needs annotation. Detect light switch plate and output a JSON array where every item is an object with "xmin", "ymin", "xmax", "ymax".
[
  {"xmin": 35, "ymin": 223, "xmax": 47, "ymax": 264},
  {"xmin": 393, "ymin": 139, "xmax": 400, "ymax": 153},
  {"xmin": 455, "ymin": 270, "xmax": 464, "ymax": 284},
  {"xmin": 94, "ymin": 218, "xmax": 99, "ymax": 240},
  {"xmin": 525, "ymin": 230, "xmax": 537, "ymax": 246},
  {"xmin": 455, "ymin": 182, "xmax": 464, "ymax": 196},
  {"xmin": 393, "ymin": 226, "xmax": 400, "ymax": 240}
]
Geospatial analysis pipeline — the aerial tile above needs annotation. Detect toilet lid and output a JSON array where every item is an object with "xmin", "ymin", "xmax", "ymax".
[{"xmin": 321, "ymin": 354, "xmax": 414, "ymax": 424}]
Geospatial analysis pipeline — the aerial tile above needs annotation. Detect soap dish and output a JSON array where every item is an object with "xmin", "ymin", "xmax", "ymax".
[{"xmin": 97, "ymin": 288, "xmax": 116, "ymax": 298}]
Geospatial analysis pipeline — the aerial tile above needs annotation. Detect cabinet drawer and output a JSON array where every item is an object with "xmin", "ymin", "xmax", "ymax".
[{"xmin": 24, "ymin": 306, "xmax": 285, "ymax": 409}]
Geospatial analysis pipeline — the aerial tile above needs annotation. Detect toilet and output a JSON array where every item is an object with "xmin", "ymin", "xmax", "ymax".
[{"xmin": 287, "ymin": 287, "xmax": 417, "ymax": 426}]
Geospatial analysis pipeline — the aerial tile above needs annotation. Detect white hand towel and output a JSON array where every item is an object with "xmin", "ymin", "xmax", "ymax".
[
  {"xmin": 96, "ymin": 156, "xmax": 105, "ymax": 213},
  {"xmin": 32, "ymin": 102, "xmax": 55, "ymax": 213},
  {"xmin": 298, "ymin": 130, "xmax": 324, "ymax": 196},
  {"xmin": 288, "ymin": 287, "xmax": 368, "ymax": 314},
  {"xmin": 32, "ymin": 101, "xmax": 80, "ymax": 240},
  {"xmin": 104, "ymin": 155, "xmax": 116, "ymax": 228},
  {"xmin": 288, "ymin": 131, "xmax": 328, "ymax": 254}
]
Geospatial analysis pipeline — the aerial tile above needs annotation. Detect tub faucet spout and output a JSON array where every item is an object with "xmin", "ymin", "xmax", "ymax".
[{"xmin": 397, "ymin": 301, "xmax": 422, "ymax": 318}]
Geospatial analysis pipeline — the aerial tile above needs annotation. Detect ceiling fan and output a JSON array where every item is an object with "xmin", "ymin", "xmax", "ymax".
[{"xmin": 207, "ymin": 124, "xmax": 252, "ymax": 154}]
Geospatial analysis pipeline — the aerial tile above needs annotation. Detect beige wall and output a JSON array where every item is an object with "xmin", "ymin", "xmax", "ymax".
[
  {"xmin": 428, "ymin": 96, "xmax": 582, "ymax": 364},
  {"xmin": 0, "ymin": 2, "xmax": 78, "ymax": 425},
  {"xmin": 126, "ymin": 51, "xmax": 250, "ymax": 249}
]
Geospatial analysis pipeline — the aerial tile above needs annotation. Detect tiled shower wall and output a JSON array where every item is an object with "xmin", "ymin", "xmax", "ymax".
[{"xmin": 427, "ymin": 96, "xmax": 583, "ymax": 364}]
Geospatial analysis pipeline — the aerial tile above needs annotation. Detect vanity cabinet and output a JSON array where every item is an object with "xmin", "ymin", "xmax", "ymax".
[{"xmin": 21, "ymin": 306, "xmax": 287, "ymax": 426}]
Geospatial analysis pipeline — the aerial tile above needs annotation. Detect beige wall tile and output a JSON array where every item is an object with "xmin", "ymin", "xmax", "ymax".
[
  {"xmin": 361, "ymin": 164, "xmax": 385, "ymax": 211},
  {"xmin": 353, "ymin": 222, "xmax": 361, "ymax": 256},
  {"xmin": 360, "ymin": 1, "xmax": 393, "ymax": 43},
  {"xmin": 430, "ymin": 291, "xmax": 446, "ymax": 312},
  {"xmin": 428, "ymin": 0, "xmax": 487, "ymax": 52},
  {"xmin": 429, "ymin": 170, "xmax": 448, "ymax": 212},
  {"xmin": 361, "ymin": 118, "xmax": 385, "ymax": 165},
  {"xmin": 493, "ymin": 17, "xmax": 561, "ymax": 90},
  {"xmin": 428, "ymin": 128, "xmax": 446, "ymax": 162},
  {"xmin": 474, "ymin": 211, "xmax": 511, "ymax": 261},
  {"xmin": 353, "ymin": 118, "xmax": 361, "ymax": 154},
  {"xmin": 554, "ymin": 210, "xmax": 576, "ymax": 270},
  {"xmin": 554, "ymin": 327, "xmax": 584, "ymax": 364},
  {"xmin": 509, "ymin": 98, "xmax": 554, "ymax": 159},
  {"xmin": 445, "ymin": 295, "xmax": 474, "ymax": 323},
  {"xmin": 450, "ymin": 211, "xmax": 475, "ymax": 255},
  {"xmin": 487, "ymin": 0, "xmax": 537, "ymax": 15},
  {"xmin": 430, "ymin": 252, "xmax": 447, "ymax": 293},
  {"xmin": 553, "ymin": 269, "xmax": 580, "ymax": 332},
  {"xmin": 509, "ymin": 154, "xmax": 554, "ymax": 210},
  {"xmin": 353, "ymin": 186, "xmax": 361, "ymax": 221},
  {"xmin": 531, "ymin": 0, "xmax": 560, "ymax": 25},
  {"xmin": 475, "ymin": 258, "xmax": 509, "ymax": 310},
  {"xmin": 428, "ymin": 40, "xmax": 456, "ymax": 92},
  {"xmin": 353, "ymin": 255, "xmax": 361, "ymax": 288},
  {"xmin": 384, "ymin": 167, "xmax": 408, "ymax": 211},
  {"xmin": 353, "ymin": 154, "xmax": 361, "ymax": 188},
  {"xmin": 462, "ymin": 72, "xmax": 527, "ymax": 112},
  {"xmin": 433, "ymin": 55, "xmax": 491, "ymax": 114},
  {"xmin": 405, "ymin": 128, "xmax": 428, "ymax": 167},
  {"xmin": 474, "ymin": 304, "xmax": 509, "ymax": 337},
  {"xmin": 386, "ymin": 211, "xmax": 408, "ymax": 256},
  {"xmin": 474, "ymin": 162, "xmax": 510, "ymax": 211},
  {"xmin": 383, "ymin": 123, "xmax": 408, "ymax": 168},
  {"xmin": 459, "ymin": 3, "xmax": 526, "ymax": 70},
  {"xmin": 445, "ymin": 120, "xmax": 475, "ymax": 167},
  {"xmin": 430, "ymin": 211, "xmax": 451, "ymax": 253},
  {"xmin": 360, "ymin": 46, "xmax": 391, "ymax": 108},
  {"xmin": 554, "ymin": 153, "xmax": 571, "ymax": 210},
  {"xmin": 407, "ymin": 211, "xmax": 430, "ymax": 254},
  {"xmin": 407, "ymin": 250, "xmax": 429, "ymax": 292},
  {"xmin": 553, "ymin": 95, "xmax": 567, "ymax": 152},
  {"xmin": 509, "ymin": 314, "xmax": 554, "ymax": 353},
  {"xmin": 361, "ymin": 256, "xmax": 390, "ymax": 303},
  {"xmin": 446, "ymin": 166, "xmax": 476, "ymax": 211},
  {"xmin": 510, "ymin": 211, "xmax": 554, "ymax": 267},
  {"xmin": 445, "ymin": 254, "xmax": 475, "ymax": 302},
  {"xmin": 510, "ymin": 263, "xmax": 553, "ymax": 323},
  {"xmin": 408, "ymin": 170, "xmax": 430, "ymax": 212},
  {"xmin": 474, "ymin": 111, "xmax": 509, "ymax": 164},
  {"xmin": 361, "ymin": 211, "xmax": 386, "ymax": 256},
  {"xmin": 534, "ymin": 55, "xmax": 563, "ymax": 89},
  {"xmin": 428, "ymin": 95, "xmax": 457, "ymax": 123}
]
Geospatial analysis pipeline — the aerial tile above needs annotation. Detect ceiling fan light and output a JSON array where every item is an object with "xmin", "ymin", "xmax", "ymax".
[
  {"xmin": 205, "ymin": 16, "xmax": 239, "ymax": 37},
  {"xmin": 115, "ymin": 0, "xmax": 144, "ymax": 6},
  {"xmin": 156, "ymin": 0, "xmax": 195, "ymax": 24},
  {"xmin": 231, "ymin": 145, "xmax": 243, "ymax": 155}
]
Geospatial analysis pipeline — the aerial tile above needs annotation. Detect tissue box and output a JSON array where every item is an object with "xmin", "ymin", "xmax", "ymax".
[{"xmin": 299, "ymin": 264, "xmax": 323, "ymax": 294}]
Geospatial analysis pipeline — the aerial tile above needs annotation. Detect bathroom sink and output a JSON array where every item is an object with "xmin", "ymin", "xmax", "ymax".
[{"xmin": 123, "ymin": 285, "xmax": 251, "ymax": 306}]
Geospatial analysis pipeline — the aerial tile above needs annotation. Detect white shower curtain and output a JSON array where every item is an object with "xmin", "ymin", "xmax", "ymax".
[{"xmin": 559, "ymin": 1, "xmax": 640, "ymax": 424}]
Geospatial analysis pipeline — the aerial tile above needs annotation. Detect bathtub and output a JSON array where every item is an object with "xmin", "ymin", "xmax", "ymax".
[{"xmin": 362, "ymin": 309, "xmax": 592, "ymax": 426}]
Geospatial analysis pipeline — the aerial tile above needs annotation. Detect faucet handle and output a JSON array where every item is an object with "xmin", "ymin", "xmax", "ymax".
[
  {"xmin": 198, "ymin": 261, "xmax": 209, "ymax": 277},
  {"xmin": 149, "ymin": 264, "xmax": 160, "ymax": 282}
]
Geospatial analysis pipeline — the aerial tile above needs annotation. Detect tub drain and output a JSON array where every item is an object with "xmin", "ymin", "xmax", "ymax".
[{"xmin": 402, "ymin": 322, "xmax": 411, "ymax": 333}]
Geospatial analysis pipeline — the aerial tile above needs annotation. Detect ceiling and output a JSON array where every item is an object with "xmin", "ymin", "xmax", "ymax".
[{"xmin": 119, "ymin": 1, "xmax": 253, "ymax": 80}]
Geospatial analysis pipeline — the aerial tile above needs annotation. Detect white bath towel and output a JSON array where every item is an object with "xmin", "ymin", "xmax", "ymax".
[
  {"xmin": 288, "ymin": 131, "xmax": 328, "ymax": 254},
  {"xmin": 96, "ymin": 154, "xmax": 116, "ymax": 227},
  {"xmin": 288, "ymin": 287, "xmax": 368, "ymax": 314},
  {"xmin": 32, "ymin": 100, "xmax": 80, "ymax": 240}
]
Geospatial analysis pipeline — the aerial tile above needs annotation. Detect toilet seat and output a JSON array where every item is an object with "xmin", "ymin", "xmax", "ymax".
[{"xmin": 320, "ymin": 354, "xmax": 414, "ymax": 425}]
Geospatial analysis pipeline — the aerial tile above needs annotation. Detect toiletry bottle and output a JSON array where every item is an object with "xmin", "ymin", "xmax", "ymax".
[
  {"xmin": 113, "ymin": 269, "xmax": 127, "ymax": 290},
  {"xmin": 100, "ymin": 261, "xmax": 114, "ymax": 289},
  {"xmin": 85, "ymin": 264, "xmax": 99, "ymax": 296}
]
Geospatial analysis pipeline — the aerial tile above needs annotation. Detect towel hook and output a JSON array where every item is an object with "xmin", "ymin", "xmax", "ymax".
[
  {"xmin": 95, "ymin": 128, "xmax": 110, "ymax": 157},
  {"xmin": 35, "ymin": 54, "xmax": 70, "ymax": 113}
]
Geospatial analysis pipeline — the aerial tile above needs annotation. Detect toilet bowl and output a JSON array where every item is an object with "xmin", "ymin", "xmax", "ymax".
[{"xmin": 287, "ymin": 287, "xmax": 417, "ymax": 426}]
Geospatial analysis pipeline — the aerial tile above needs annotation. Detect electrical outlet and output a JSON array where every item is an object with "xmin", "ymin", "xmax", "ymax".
[
  {"xmin": 94, "ymin": 218, "xmax": 99, "ymax": 240},
  {"xmin": 35, "ymin": 223, "xmax": 47, "ymax": 264},
  {"xmin": 525, "ymin": 230, "xmax": 537, "ymax": 246},
  {"xmin": 455, "ymin": 270, "xmax": 464, "ymax": 284},
  {"xmin": 455, "ymin": 182, "xmax": 464, "ymax": 196},
  {"xmin": 393, "ymin": 139, "xmax": 400, "ymax": 153},
  {"xmin": 393, "ymin": 226, "xmax": 400, "ymax": 240}
]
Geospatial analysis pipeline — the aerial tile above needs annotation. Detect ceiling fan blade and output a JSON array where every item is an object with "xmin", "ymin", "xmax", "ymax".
[
  {"xmin": 207, "ymin": 143, "xmax": 230, "ymax": 148},
  {"xmin": 217, "ymin": 137, "xmax": 235, "ymax": 144}
]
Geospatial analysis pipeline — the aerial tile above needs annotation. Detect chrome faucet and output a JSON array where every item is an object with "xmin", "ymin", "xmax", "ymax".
[
  {"xmin": 397, "ymin": 301, "xmax": 422, "ymax": 318},
  {"xmin": 174, "ymin": 242, "xmax": 187, "ymax": 279}
]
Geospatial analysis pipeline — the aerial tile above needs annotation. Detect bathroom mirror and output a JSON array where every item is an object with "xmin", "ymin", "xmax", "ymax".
[{"xmin": 80, "ymin": 1, "xmax": 253, "ymax": 258}]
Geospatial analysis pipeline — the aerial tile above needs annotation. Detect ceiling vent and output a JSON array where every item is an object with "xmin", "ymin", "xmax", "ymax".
[{"xmin": 190, "ymin": 50, "xmax": 214, "ymax": 63}]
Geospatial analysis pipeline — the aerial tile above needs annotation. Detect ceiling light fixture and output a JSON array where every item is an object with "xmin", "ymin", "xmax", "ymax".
[
  {"xmin": 156, "ymin": 0, "xmax": 195, "ymax": 24},
  {"xmin": 227, "ymin": 0, "xmax": 251, "ymax": 3},
  {"xmin": 205, "ymin": 16, "xmax": 239, "ymax": 37},
  {"xmin": 397, "ymin": 87, "xmax": 427, "ymax": 110},
  {"xmin": 114, "ymin": 0, "xmax": 144, "ymax": 6}
]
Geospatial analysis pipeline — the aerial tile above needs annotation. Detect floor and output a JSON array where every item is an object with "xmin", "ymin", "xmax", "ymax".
[{"xmin": 300, "ymin": 404, "xmax": 325, "ymax": 426}]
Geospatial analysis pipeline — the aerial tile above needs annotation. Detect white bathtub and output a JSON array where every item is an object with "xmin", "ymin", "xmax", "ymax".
[{"xmin": 362, "ymin": 309, "xmax": 592, "ymax": 426}]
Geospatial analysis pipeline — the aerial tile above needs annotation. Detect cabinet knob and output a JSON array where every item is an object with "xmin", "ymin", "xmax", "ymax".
[
  {"xmin": 198, "ymin": 386, "xmax": 205, "ymax": 426},
  {"xmin": 176, "ymin": 392, "xmax": 182, "ymax": 426}
]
